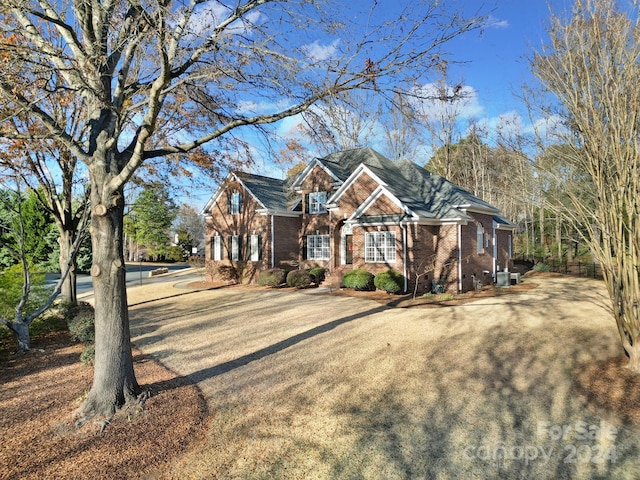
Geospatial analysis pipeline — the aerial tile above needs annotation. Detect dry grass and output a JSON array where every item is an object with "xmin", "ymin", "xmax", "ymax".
[
  {"xmin": 130, "ymin": 274, "xmax": 640, "ymax": 479},
  {"xmin": 2, "ymin": 274, "xmax": 640, "ymax": 479}
]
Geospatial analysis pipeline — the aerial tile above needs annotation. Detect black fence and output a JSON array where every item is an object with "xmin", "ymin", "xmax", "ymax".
[{"xmin": 514, "ymin": 255, "xmax": 603, "ymax": 280}]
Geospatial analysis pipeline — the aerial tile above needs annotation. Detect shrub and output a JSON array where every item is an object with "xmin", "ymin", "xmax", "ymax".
[
  {"xmin": 66, "ymin": 302, "xmax": 95, "ymax": 344},
  {"xmin": 66, "ymin": 301, "xmax": 95, "ymax": 364},
  {"xmin": 533, "ymin": 262, "xmax": 550, "ymax": 273},
  {"xmin": 342, "ymin": 269, "xmax": 375, "ymax": 291},
  {"xmin": 0, "ymin": 264, "xmax": 52, "ymax": 322},
  {"xmin": 374, "ymin": 269, "xmax": 404, "ymax": 294},
  {"xmin": 217, "ymin": 264, "xmax": 240, "ymax": 282},
  {"xmin": 308, "ymin": 267, "xmax": 326, "ymax": 285},
  {"xmin": 257, "ymin": 268, "xmax": 287, "ymax": 287},
  {"xmin": 79, "ymin": 344, "xmax": 95, "ymax": 366},
  {"xmin": 286, "ymin": 269, "xmax": 313, "ymax": 289}
]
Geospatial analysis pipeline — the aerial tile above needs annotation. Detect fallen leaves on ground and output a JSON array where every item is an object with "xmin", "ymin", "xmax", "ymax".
[{"xmin": 0, "ymin": 331, "xmax": 207, "ymax": 480}]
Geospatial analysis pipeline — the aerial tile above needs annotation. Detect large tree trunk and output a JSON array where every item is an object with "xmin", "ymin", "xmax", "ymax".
[
  {"xmin": 77, "ymin": 184, "xmax": 140, "ymax": 422},
  {"xmin": 58, "ymin": 229, "xmax": 77, "ymax": 305}
]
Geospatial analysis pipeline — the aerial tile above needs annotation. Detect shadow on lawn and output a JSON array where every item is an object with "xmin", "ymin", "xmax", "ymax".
[
  {"xmin": 135, "ymin": 276, "xmax": 640, "ymax": 479},
  {"xmin": 330, "ymin": 320, "xmax": 637, "ymax": 479},
  {"xmin": 144, "ymin": 304, "xmax": 389, "ymax": 392}
]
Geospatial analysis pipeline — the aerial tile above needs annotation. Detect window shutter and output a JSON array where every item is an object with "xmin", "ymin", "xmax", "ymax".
[
  {"xmin": 304, "ymin": 193, "xmax": 308, "ymax": 214},
  {"xmin": 238, "ymin": 236, "xmax": 243, "ymax": 261},
  {"xmin": 227, "ymin": 236, "xmax": 232, "ymax": 260},
  {"xmin": 302, "ymin": 236, "xmax": 308, "ymax": 260},
  {"xmin": 227, "ymin": 193, "xmax": 231, "ymax": 214},
  {"xmin": 257, "ymin": 234, "xmax": 262, "ymax": 261},
  {"xmin": 238, "ymin": 193, "xmax": 242, "ymax": 213}
]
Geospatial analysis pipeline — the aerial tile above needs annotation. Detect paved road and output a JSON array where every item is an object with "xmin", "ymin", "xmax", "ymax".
[
  {"xmin": 127, "ymin": 276, "xmax": 640, "ymax": 479},
  {"xmin": 47, "ymin": 262, "xmax": 194, "ymax": 296}
]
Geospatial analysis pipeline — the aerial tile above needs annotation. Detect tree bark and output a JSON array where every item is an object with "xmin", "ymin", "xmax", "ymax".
[
  {"xmin": 58, "ymin": 229, "xmax": 77, "ymax": 305},
  {"xmin": 77, "ymin": 184, "xmax": 140, "ymax": 421},
  {"xmin": 12, "ymin": 321, "xmax": 30, "ymax": 352}
]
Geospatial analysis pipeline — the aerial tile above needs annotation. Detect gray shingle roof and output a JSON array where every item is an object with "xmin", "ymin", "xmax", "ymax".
[
  {"xmin": 235, "ymin": 172, "xmax": 289, "ymax": 211},
  {"xmin": 320, "ymin": 148, "xmax": 504, "ymax": 222}
]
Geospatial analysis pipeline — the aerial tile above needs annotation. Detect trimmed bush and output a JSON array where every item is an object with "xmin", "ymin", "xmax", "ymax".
[
  {"xmin": 286, "ymin": 269, "xmax": 313, "ymax": 289},
  {"xmin": 342, "ymin": 269, "xmax": 375, "ymax": 291},
  {"xmin": 66, "ymin": 302, "xmax": 95, "ymax": 344},
  {"xmin": 374, "ymin": 269, "xmax": 405, "ymax": 294},
  {"xmin": 308, "ymin": 267, "xmax": 326, "ymax": 285},
  {"xmin": 257, "ymin": 268, "xmax": 287, "ymax": 287},
  {"xmin": 66, "ymin": 301, "xmax": 95, "ymax": 365}
]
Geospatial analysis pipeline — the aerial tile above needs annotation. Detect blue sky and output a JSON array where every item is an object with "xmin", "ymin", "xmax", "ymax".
[
  {"xmin": 443, "ymin": 0, "xmax": 573, "ymax": 119},
  {"xmin": 189, "ymin": 0, "xmax": 575, "ymax": 208}
]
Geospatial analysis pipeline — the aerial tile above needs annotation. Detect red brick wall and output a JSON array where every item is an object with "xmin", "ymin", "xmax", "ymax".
[
  {"xmin": 296, "ymin": 165, "xmax": 335, "ymax": 270},
  {"xmin": 495, "ymin": 229, "xmax": 514, "ymax": 272},
  {"xmin": 459, "ymin": 213, "xmax": 496, "ymax": 292},
  {"xmin": 204, "ymin": 179, "xmax": 272, "ymax": 284},
  {"xmin": 273, "ymin": 216, "xmax": 302, "ymax": 269}
]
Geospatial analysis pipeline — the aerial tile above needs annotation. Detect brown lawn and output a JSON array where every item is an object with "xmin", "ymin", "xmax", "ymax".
[{"xmin": 1, "ymin": 273, "xmax": 640, "ymax": 479}]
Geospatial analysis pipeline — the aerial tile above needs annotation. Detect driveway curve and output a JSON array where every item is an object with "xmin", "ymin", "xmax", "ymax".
[{"xmin": 128, "ymin": 277, "xmax": 640, "ymax": 479}]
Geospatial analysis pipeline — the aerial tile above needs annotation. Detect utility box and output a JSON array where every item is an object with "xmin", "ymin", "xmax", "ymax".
[{"xmin": 496, "ymin": 271, "xmax": 511, "ymax": 287}]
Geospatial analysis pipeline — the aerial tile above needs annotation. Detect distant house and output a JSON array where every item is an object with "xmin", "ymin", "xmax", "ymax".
[{"xmin": 202, "ymin": 148, "xmax": 516, "ymax": 293}]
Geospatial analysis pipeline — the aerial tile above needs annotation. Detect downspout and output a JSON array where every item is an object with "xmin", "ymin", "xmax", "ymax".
[
  {"xmin": 457, "ymin": 223, "xmax": 463, "ymax": 292},
  {"xmin": 492, "ymin": 222, "xmax": 498, "ymax": 277},
  {"xmin": 271, "ymin": 214, "xmax": 275, "ymax": 268},
  {"xmin": 400, "ymin": 222, "xmax": 408, "ymax": 293}
]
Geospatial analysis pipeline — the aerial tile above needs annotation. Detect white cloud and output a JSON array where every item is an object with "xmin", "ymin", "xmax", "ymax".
[
  {"xmin": 411, "ymin": 82, "xmax": 485, "ymax": 122},
  {"xmin": 184, "ymin": 2, "xmax": 264, "ymax": 38},
  {"xmin": 487, "ymin": 16, "xmax": 510, "ymax": 29},
  {"xmin": 301, "ymin": 39, "xmax": 341, "ymax": 62}
]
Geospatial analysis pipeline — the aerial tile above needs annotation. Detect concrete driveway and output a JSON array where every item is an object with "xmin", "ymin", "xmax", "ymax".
[{"xmin": 128, "ymin": 277, "xmax": 640, "ymax": 479}]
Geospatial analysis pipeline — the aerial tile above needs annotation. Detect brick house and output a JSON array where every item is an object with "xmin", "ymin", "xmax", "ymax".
[{"xmin": 202, "ymin": 148, "xmax": 515, "ymax": 293}]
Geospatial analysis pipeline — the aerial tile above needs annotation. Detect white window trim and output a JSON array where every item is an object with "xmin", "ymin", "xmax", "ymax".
[
  {"xmin": 309, "ymin": 191, "xmax": 327, "ymax": 214},
  {"xmin": 476, "ymin": 224, "xmax": 484, "ymax": 254},
  {"xmin": 250, "ymin": 234, "xmax": 260, "ymax": 262},
  {"xmin": 230, "ymin": 191, "xmax": 241, "ymax": 215},
  {"xmin": 213, "ymin": 235, "xmax": 222, "ymax": 261},
  {"xmin": 365, "ymin": 231, "xmax": 396, "ymax": 263},
  {"xmin": 307, "ymin": 234, "xmax": 330, "ymax": 260},
  {"xmin": 231, "ymin": 235, "xmax": 240, "ymax": 261}
]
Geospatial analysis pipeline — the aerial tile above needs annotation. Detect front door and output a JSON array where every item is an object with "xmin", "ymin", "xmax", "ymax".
[{"xmin": 345, "ymin": 234, "xmax": 353, "ymax": 265}]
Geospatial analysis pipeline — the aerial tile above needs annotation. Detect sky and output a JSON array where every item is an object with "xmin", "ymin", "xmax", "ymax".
[{"xmin": 188, "ymin": 0, "xmax": 577, "ymax": 208}]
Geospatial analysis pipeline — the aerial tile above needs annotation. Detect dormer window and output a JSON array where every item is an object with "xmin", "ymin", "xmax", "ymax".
[{"xmin": 308, "ymin": 191, "xmax": 327, "ymax": 214}]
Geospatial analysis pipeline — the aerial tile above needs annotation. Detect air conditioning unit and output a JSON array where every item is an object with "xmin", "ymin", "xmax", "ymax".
[{"xmin": 496, "ymin": 271, "xmax": 511, "ymax": 287}]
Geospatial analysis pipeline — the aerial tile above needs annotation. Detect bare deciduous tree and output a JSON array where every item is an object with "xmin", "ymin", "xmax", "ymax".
[
  {"xmin": 532, "ymin": 0, "xmax": 640, "ymax": 371},
  {"xmin": 0, "ymin": 0, "xmax": 486, "ymax": 422}
]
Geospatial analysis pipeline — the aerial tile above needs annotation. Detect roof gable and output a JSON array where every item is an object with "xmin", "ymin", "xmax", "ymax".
[
  {"xmin": 323, "ymin": 148, "xmax": 501, "ymax": 223},
  {"xmin": 290, "ymin": 158, "xmax": 341, "ymax": 189},
  {"xmin": 201, "ymin": 171, "xmax": 289, "ymax": 215}
]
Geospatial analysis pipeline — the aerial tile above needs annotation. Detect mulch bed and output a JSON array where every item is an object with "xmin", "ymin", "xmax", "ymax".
[{"xmin": 0, "ymin": 331, "xmax": 207, "ymax": 480}]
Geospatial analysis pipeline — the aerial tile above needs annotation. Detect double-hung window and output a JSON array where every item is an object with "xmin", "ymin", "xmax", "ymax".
[
  {"xmin": 365, "ymin": 231, "xmax": 396, "ymax": 262},
  {"xmin": 212, "ymin": 235, "xmax": 222, "ymax": 261},
  {"xmin": 308, "ymin": 192, "xmax": 327, "ymax": 214},
  {"xmin": 229, "ymin": 191, "xmax": 241, "ymax": 214},
  {"xmin": 476, "ymin": 224, "xmax": 484, "ymax": 254},
  {"xmin": 307, "ymin": 235, "xmax": 330, "ymax": 260},
  {"xmin": 250, "ymin": 234, "xmax": 261, "ymax": 262},
  {"xmin": 230, "ymin": 235, "xmax": 240, "ymax": 261}
]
